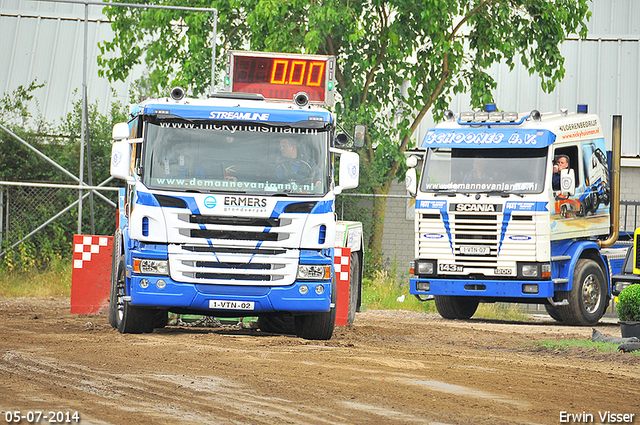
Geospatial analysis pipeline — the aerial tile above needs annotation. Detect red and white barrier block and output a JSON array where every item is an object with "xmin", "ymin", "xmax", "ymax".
[
  {"xmin": 70, "ymin": 235, "xmax": 113, "ymax": 314},
  {"xmin": 333, "ymin": 247, "xmax": 351, "ymax": 326}
]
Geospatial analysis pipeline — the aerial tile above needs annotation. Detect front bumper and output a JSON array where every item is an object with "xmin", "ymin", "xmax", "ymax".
[
  {"xmin": 410, "ymin": 277, "xmax": 555, "ymax": 298},
  {"xmin": 128, "ymin": 275, "xmax": 332, "ymax": 314}
]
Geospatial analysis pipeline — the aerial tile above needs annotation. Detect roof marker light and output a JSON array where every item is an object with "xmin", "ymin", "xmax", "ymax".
[
  {"xmin": 488, "ymin": 112, "xmax": 503, "ymax": 122},
  {"xmin": 460, "ymin": 111, "xmax": 474, "ymax": 122},
  {"xmin": 485, "ymin": 103, "xmax": 497, "ymax": 112},
  {"xmin": 503, "ymin": 112, "xmax": 519, "ymax": 122},
  {"xmin": 474, "ymin": 111, "xmax": 489, "ymax": 122},
  {"xmin": 577, "ymin": 104, "xmax": 588, "ymax": 114}
]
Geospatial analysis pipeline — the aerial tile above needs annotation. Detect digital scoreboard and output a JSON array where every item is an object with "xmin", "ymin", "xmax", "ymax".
[{"xmin": 224, "ymin": 50, "xmax": 336, "ymax": 107}]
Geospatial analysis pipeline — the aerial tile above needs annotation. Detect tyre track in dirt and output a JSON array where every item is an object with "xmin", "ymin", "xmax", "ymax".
[{"xmin": 0, "ymin": 298, "xmax": 638, "ymax": 425}]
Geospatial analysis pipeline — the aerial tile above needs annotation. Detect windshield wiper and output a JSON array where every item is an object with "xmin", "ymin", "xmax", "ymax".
[
  {"xmin": 477, "ymin": 190, "xmax": 525, "ymax": 198},
  {"xmin": 430, "ymin": 188, "xmax": 458, "ymax": 196}
]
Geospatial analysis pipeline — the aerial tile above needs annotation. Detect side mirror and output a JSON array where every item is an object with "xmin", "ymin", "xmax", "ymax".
[
  {"xmin": 560, "ymin": 168, "xmax": 575, "ymax": 196},
  {"xmin": 354, "ymin": 124, "xmax": 365, "ymax": 148},
  {"xmin": 331, "ymin": 148, "xmax": 359, "ymax": 193},
  {"xmin": 405, "ymin": 168, "xmax": 417, "ymax": 196},
  {"xmin": 406, "ymin": 155, "xmax": 418, "ymax": 168},
  {"xmin": 112, "ymin": 122, "xmax": 130, "ymax": 141},
  {"xmin": 110, "ymin": 140, "xmax": 134, "ymax": 182}
]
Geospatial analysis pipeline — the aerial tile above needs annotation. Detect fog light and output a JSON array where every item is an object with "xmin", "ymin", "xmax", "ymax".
[
  {"xmin": 615, "ymin": 282, "xmax": 630, "ymax": 294},
  {"xmin": 315, "ymin": 285, "xmax": 325, "ymax": 295},
  {"xmin": 299, "ymin": 285, "xmax": 309, "ymax": 295},
  {"xmin": 416, "ymin": 281, "xmax": 430, "ymax": 291},
  {"xmin": 523, "ymin": 284, "xmax": 539, "ymax": 294},
  {"xmin": 139, "ymin": 278, "xmax": 150, "ymax": 288},
  {"xmin": 156, "ymin": 279, "xmax": 166, "ymax": 289}
]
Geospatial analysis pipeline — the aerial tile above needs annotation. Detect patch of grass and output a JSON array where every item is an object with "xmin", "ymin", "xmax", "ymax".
[
  {"xmin": 474, "ymin": 303, "xmax": 531, "ymax": 322},
  {"xmin": 0, "ymin": 257, "xmax": 72, "ymax": 297},
  {"xmin": 362, "ymin": 269, "xmax": 437, "ymax": 313},
  {"xmin": 537, "ymin": 339, "xmax": 640, "ymax": 356}
]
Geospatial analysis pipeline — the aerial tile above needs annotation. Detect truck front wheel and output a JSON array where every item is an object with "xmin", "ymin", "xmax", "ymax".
[
  {"xmin": 257, "ymin": 314, "xmax": 295, "ymax": 335},
  {"xmin": 110, "ymin": 255, "xmax": 156, "ymax": 334},
  {"xmin": 294, "ymin": 281, "xmax": 336, "ymax": 340},
  {"xmin": 557, "ymin": 259, "xmax": 607, "ymax": 326},
  {"xmin": 348, "ymin": 252, "xmax": 362, "ymax": 325},
  {"xmin": 434, "ymin": 295, "xmax": 479, "ymax": 319}
]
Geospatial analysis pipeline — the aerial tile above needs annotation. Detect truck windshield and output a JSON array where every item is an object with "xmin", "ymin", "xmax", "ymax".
[
  {"xmin": 142, "ymin": 120, "xmax": 329, "ymax": 195},
  {"xmin": 420, "ymin": 147, "xmax": 548, "ymax": 194}
]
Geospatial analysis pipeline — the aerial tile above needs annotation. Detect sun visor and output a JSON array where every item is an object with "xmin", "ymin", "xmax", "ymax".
[{"xmin": 421, "ymin": 128, "xmax": 555, "ymax": 149}]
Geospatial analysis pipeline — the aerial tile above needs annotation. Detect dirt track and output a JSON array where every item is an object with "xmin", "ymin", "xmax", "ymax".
[{"xmin": 0, "ymin": 298, "xmax": 638, "ymax": 425}]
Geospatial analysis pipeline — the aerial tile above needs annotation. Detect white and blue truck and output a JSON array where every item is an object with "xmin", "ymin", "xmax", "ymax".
[
  {"xmin": 108, "ymin": 51, "xmax": 364, "ymax": 339},
  {"xmin": 406, "ymin": 106, "xmax": 626, "ymax": 325}
]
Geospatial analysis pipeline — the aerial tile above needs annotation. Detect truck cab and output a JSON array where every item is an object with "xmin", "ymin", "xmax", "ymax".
[
  {"xmin": 407, "ymin": 105, "xmax": 625, "ymax": 325},
  {"xmin": 108, "ymin": 52, "xmax": 363, "ymax": 340}
]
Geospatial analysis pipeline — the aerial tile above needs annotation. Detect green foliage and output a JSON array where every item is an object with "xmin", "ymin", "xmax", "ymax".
[
  {"xmin": 537, "ymin": 339, "xmax": 640, "ymax": 356},
  {"xmin": 363, "ymin": 269, "xmax": 437, "ymax": 312},
  {"xmin": 0, "ymin": 83, "xmax": 127, "ymax": 271},
  {"xmin": 97, "ymin": 0, "xmax": 591, "ymax": 269},
  {"xmin": 0, "ymin": 256, "xmax": 72, "ymax": 297},
  {"xmin": 617, "ymin": 284, "xmax": 640, "ymax": 322}
]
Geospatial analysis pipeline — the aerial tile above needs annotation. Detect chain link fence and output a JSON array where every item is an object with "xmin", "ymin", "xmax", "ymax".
[{"xmin": 0, "ymin": 184, "xmax": 118, "ymax": 264}]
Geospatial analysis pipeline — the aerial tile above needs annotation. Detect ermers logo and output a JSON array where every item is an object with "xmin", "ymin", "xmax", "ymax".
[
  {"xmin": 509, "ymin": 235, "xmax": 531, "ymax": 241},
  {"xmin": 224, "ymin": 196, "xmax": 267, "ymax": 208},
  {"xmin": 452, "ymin": 203, "xmax": 501, "ymax": 212},
  {"xmin": 204, "ymin": 196, "xmax": 217, "ymax": 209}
]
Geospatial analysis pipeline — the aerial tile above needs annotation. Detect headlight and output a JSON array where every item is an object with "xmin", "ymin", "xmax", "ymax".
[
  {"xmin": 415, "ymin": 260, "xmax": 436, "ymax": 276},
  {"xmin": 133, "ymin": 258, "xmax": 169, "ymax": 275},
  {"xmin": 521, "ymin": 264, "xmax": 539, "ymax": 277},
  {"xmin": 517, "ymin": 262, "xmax": 550, "ymax": 279},
  {"xmin": 297, "ymin": 265, "xmax": 331, "ymax": 280}
]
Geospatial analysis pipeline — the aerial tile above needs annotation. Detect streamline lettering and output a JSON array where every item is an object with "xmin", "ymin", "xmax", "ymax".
[{"xmin": 209, "ymin": 111, "xmax": 270, "ymax": 120}]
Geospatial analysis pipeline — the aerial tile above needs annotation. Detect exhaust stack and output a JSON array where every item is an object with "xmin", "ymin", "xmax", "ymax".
[{"xmin": 598, "ymin": 115, "xmax": 621, "ymax": 249}]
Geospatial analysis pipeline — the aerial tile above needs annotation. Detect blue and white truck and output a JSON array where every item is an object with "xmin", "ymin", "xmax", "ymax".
[
  {"xmin": 406, "ymin": 106, "xmax": 626, "ymax": 325},
  {"xmin": 108, "ymin": 51, "xmax": 364, "ymax": 339}
]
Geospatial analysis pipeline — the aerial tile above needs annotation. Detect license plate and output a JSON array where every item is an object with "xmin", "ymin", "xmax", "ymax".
[
  {"xmin": 208, "ymin": 300, "xmax": 255, "ymax": 310},
  {"xmin": 460, "ymin": 245, "xmax": 491, "ymax": 255}
]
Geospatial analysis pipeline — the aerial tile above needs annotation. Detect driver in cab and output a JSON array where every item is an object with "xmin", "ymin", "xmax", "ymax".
[{"xmin": 276, "ymin": 138, "xmax": 321, "ymax": 188}]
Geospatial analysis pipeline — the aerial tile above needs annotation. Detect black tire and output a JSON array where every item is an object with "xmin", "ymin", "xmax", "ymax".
[
  {"xmin": 112, "ymin": 255, "xmax": 156, "ymax": 334},
  {"xmin": 294, "ymin": 279, "xmax": 336, "ymax": 340},
  {"xmin": 556, "ymin": 259, "xmax": 607, "ymax": 326},
  {"xmin": 154, "ymin": 310, "xmax": 169, "ymax": 329},
  {"xmin": 544, "ymin": 304, "xmax": 564, "ymax": 323},
  {"xmin": 434, "ymin": 295, "xmax": 479, "ymax": 320},
  {"xmin": 257, "ymin": 314, "xmax": 295, "ymax": 334},
  {"xmin": 348, "ymin": 252, "xmax": 362, "ymax": 325},
  {"xmin": 108, "ymin": 234, "xmax": 121, "ymax": 329}
]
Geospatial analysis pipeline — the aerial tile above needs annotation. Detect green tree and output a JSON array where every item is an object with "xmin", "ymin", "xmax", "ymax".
[
  {"xmin": 98, "ymin": 0, "xmax": 590, "ymax": 269},
  {"xmin": 0, "ymin": 83, "xmax": 127, "ymax": 270}
]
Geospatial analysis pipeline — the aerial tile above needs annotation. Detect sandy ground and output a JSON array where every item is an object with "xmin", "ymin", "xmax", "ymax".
[{"xmin": 0, "ymin": 297, "xmax": 638, "ymax": 425}]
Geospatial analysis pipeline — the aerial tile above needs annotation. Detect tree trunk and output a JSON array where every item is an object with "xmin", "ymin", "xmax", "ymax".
[{"xmin": 366, "ymin": 181, "xmax": 393, "ymax": 272}]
